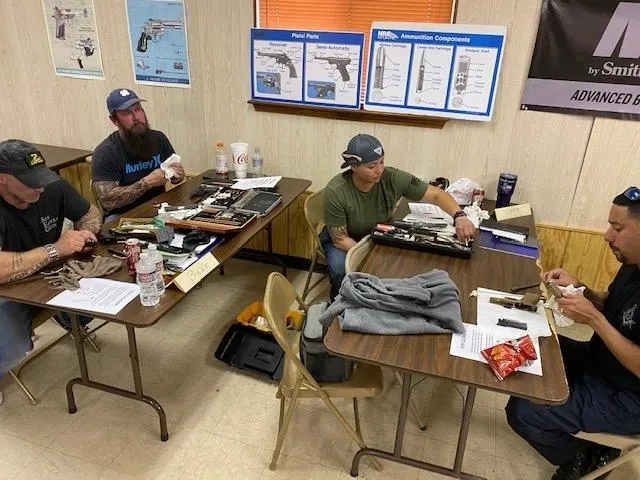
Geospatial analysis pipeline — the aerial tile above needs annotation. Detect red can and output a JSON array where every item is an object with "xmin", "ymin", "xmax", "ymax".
[{"xmin": 124, "ymin": 238, "xmax": 141, "ymax": 276}]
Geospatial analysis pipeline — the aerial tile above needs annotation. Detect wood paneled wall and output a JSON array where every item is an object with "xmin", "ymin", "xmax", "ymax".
[{"xmin": 1, "ymin": 0, "xmax": 639, "ymax": 231}]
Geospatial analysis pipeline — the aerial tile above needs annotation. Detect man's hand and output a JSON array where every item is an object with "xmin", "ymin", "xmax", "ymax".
[
  {"xmin": 542, "ymin": 268, "xmax": 579, "ymax": 287},
  {"xmin": 172, "ymin": 164, "xmax": 185, "ymax": 179},
  {"xmin": 54, "ymin": 230, "xmax": 97, "ymax": 258},
  {"xmin": 143, "ymin": 168, "xmax": 167, "ymax": 188},
  {"xmin": 454, "ymin": 216, "xmax": 476, "ymax": 243},
  {"xmin": 557, "ymin": 294, "xmax": 603, "ymax": 326}
]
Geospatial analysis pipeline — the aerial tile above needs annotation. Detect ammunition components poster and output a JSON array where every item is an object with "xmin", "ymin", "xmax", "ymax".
[
  {"xmin": 251, "ymin": 28, "xmax": 364, "ymax": 109},
  {"xmin": 364, "ymin": 22, "xmax": 507, "ymax": 121},
  {"xmin": 125, "ymin": 0, "xmax": 191, "ymax": 87},
  {"xmin": 41, "ymin": 0, "xmax": 104, "ymax": 79},
  {"xmin": 522, "ymin": 0, "xmax": 640, "ymax": 120}
]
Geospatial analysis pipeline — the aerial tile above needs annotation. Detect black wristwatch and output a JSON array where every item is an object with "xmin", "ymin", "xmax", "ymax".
[{"xmin": 452, "ymin": 210, "xmax": 467, "ymax": 222}]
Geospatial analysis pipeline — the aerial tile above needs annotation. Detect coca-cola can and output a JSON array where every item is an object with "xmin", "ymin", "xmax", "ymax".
[{"xmin": 124, "ymin": 238, "xmax": 141, "ymax": 276}]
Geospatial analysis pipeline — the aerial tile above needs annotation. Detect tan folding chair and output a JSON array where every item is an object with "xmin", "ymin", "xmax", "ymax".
[
  {"xmin": 263, "ymin": 272, "xmax": 384, "ymax": 470},
  {"xmin": 573, "ymin": 432, "xmax": 640, "ymax": 480},
  {"xmin": 302, "ymin": 189, "xmax": 329, "ymax": 300},
  {"xmin": 345, "ymin": 235, "xmax": 428, "ymax": 431}
]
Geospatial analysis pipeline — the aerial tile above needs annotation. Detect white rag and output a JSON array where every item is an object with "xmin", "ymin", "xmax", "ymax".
[
  {"xmin": 547, "ymin": 284, "xmax": 586, "ymax": 327},
  {"xmin": 160, "ymin": 153, "xmax": 182, "ymax": 180}
]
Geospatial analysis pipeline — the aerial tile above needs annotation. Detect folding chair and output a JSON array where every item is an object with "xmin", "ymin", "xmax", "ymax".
[
  {"xmin": 573, "ymin": 431, "xmax": 640, "ymax": 480},
  {"xmin": 302, "ymin": 189, "xmax": 329, "ymax": 300},
  {"xmin": 345, "ymin": 235, "xmax": 428, "ymax": 431},
  {"xmin": 263, "ymin": 272, "xmax": 384, "ymax": 470}
]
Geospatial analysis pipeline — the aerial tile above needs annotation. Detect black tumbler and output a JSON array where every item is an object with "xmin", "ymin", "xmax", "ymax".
[{"xmin": 496, "ymin": 173, "xmax": 517, "ymax": 208}]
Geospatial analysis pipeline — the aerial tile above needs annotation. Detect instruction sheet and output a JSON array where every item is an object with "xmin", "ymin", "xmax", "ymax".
[
  {"xmin": 46, "ymin": 278, "xmax": 140, "ymax": 316},
  {"xmin": 365, "ymin": 22, "xmax": 507, "ymax": 121},
  {"xmin": 251, "ymin": 28, "xmax": 364, "ymax": 108}
]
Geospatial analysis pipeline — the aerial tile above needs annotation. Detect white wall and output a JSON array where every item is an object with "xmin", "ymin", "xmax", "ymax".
[{"xmin": 1, "ymin": 0, "xmax": 638, "ymax": 228}]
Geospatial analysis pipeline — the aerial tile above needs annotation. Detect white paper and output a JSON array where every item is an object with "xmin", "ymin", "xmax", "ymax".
[
  {"xmin": 232, "ymin": 176, "xmax": 282, "ymax": 190},
  {"xmin": 46, "ymin": 278, "xmax": 140, "ymax": 315},
  {"xmin": 166, "ymin": 233, "xmax": 218, "ymax": 270},
  {"xmin": 476, "ymin": 287, "xmax": 552, "ymax": 337},
  {"xmin": 479, "ymin": 225, "xmax": 526, "ymax": 243},
  {"xmin": 450, "ymin": 323, "xmax": 543, "ymax": 376},
  {"xmin": 408, "ymin": 203, "xmax": 453, "ymax": 224}
]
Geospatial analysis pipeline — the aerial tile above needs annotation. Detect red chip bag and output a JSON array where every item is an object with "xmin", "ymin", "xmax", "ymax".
[{"xmin": 481, "ymin": 335, "xmax": 537, "ymax": 381}]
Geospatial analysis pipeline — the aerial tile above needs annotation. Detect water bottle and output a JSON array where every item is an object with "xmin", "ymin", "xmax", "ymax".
[
  {"xmin": 215, "ymin": 141, "xmax": 229, "ymax": 175},
  {"xmin": 136, "ymin": 252, "xmax": 159, "ymax": 307},
  {"xmin": 252, "ymin": 146, "xmax": 264, "ymax": 176},
  {"xmin": 147, "ymin": 244, "xmax": 165, "ymax": 295}
]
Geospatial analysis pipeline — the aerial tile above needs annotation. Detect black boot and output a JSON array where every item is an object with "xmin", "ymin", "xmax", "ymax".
[
  {"xmin": 551, "ymin": 450, "xmax": 589, "ymax": 480},
  {"xmin": 585, "ymin": 445, "xmax": 621, "ymax": 479}
]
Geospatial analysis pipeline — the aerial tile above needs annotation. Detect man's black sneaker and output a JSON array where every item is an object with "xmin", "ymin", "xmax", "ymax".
[{"xmin": 551, "ymin": 450, "xmax": 589, "ymax": 480}]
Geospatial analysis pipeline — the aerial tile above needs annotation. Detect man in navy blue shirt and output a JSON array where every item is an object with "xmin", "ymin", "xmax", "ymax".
[
  {"xmin": 92, "ymin": 88, "xmax": 185, "ymax": 219},
  {"xmin": 507, "ymin": 187, "xmax": 640, "ymax": 480}
]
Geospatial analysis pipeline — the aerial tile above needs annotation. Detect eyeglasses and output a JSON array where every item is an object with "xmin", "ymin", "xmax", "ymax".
[{"xmin": 624, "ymin": 186, "xmax": 640, "ymax": 202}]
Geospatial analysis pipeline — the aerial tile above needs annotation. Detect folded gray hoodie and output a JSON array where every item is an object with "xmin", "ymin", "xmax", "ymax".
[{"xmin": 317, "ymin": 270, "xmax": 464, "ymax": 335}]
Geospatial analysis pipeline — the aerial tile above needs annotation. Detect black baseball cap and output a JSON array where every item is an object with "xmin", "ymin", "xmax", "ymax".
[
  {"xmin": 106, "ymin": 88, "xmax": 146, "ymax": 114},
  {"xmin": 0, "ymin": 139, "xmax": 59, "ymax": 188},
  {"xmin": 340, "ymin": 134, "xmax": 385, "ymax": 169}
]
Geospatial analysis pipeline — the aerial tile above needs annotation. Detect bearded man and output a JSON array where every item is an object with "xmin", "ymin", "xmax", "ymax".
[{"xmin": 91, "ymin": 88, "xmax": 185, "ymax": 220}]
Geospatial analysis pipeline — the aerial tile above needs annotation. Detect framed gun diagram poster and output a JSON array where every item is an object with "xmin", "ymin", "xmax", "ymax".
[
  {"xmin": 125, "ymin": 0, "xmax": 191, "ymax": 87},
  {"xmin": 41, "ymin": 0, "xmax": 105, "ymax": 79},
  {"xmin": 251, "ymin": 28, "xmax": 365, "ymax": 109}
]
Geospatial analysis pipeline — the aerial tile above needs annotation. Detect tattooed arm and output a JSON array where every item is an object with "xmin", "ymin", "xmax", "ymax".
[
  {"xmin": 74, "ymin": 204, "xmax": 102, "ymax": 235},
  {"xmin": 93, "ymin": 168, "xmax": 165, "ymax": 211},
  {"xmin": 328, "ymin": 225, "xmax": 357, "ymax": 252}
]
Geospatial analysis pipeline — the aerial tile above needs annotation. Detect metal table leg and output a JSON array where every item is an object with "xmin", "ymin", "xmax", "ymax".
[
  {"xmin": 350, "ymin": 374, "xmax": 484, "ymax": 479},
  {"xmin": 65, "ymin": 315, "xmax": 169, "ymax": 441},
  {"xmin": 266, "ymin": 223, "xmax": 286, "ymax": 276}
]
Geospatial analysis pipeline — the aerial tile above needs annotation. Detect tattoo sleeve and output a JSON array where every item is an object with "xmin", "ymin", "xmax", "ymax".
[
  {"xmin": 75, "ymin": 204, "xmax": 102, "ymax": 234},
  {"xmin": 0, "ymin": 248, "xmax": 51, "ymax": 284},
  {"xmin": 93, "ymin": 180, "xmax": 151, "ymax": 211},
  {"xmin": 328, "ymin": 225, "xmax": 349, "ymax": 244}
]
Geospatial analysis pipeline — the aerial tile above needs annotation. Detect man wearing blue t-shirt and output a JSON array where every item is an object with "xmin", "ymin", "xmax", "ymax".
[{"xmin": 92, "ymin": 88, "xmax": 185, "ymax": 219}]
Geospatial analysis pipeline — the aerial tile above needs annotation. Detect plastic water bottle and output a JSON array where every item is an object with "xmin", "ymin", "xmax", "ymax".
[
  {"xmin": 252, "ymin": 147, "xmax": 263, "ymax": 176},
  {"xmin": 136, "ymin": 252, "xmax": 159, "ymax": 307},
  {"xmin": 215, "ymin": 141, "xmax": 229, "ymax": 175},
  {"xmin": 147, "ymin": 244, "xmax": 165, "ymax": 295}
]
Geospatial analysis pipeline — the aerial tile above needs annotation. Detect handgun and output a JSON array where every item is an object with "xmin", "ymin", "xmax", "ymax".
[
  {"xmin": 52, "ymin": 6, "xmax": 88, "ymax": 40},
  {"xmin": 137, "ymin": 18, "xmax": 183, "ymax": 53},
  {"xmin": 314, "ymin": 56, "xmax": 351, "ymax": 82},
  {"xmin": 490, "ymin": 293, "xmax": 541, "ymax": 312},
  {"xmin": 257, "ymin": 51, "xmax": 297, "ymax": 79}
]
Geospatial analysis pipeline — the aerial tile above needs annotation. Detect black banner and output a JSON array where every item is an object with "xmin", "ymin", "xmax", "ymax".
[{"xmin": 522, "ymin": 0, "xmax": 640, "ymax": 120}]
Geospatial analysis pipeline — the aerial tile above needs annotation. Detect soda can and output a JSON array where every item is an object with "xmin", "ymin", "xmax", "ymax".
[{"xmin": 124, "ymin": 238, "xmax": 141, "ymax": 276}]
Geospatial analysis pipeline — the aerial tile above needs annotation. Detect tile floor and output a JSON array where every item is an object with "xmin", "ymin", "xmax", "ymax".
[{"xmin": 0, "ymin": 259, "xmax": 638, "ymax": 480}]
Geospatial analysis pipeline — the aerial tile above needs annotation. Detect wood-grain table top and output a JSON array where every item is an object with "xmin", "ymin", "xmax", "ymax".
[
  {"xmin": 0, "ymin": 175, "xmax": 311, "ymax": 328},
  {"xmin": 33, "ymin": 143, "xmax": 93, "ymax": 172},
  {"xmin": 325, "ymin": 209, "xmax": 569, "ymax": 404}
]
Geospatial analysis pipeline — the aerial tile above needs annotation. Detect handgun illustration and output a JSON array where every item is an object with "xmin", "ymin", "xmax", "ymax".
[
  {"xmin": 137, "ymin": 18, "xmax": 183, "ymax": 53},
  {"xmin": 455, "ymin": 55, "xmax": 471, "ymax": 94},
  {"xmin": 257, "ymin": 51, "xmax": 297, "ymax": 79},
  {"xmin": 72, "ymin": 37, "xmax": 95, "ymax": 69},
  {"xmin": 416, "ymin": 49, "xmax": 425, "ymax": 92},
  {"xmin": 314, "ymin": 56, "xmax": 351, "ymax": 82},
  {"xmin": 373, "ymin": 46, "xmax": 385, "ymax": 89},
  {"xmin": 52, "ymin": 6, "xmax": 88, "ymax": 40}
]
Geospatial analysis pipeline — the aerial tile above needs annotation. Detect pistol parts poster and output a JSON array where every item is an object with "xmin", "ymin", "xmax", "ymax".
[
  {"xmin": 41, "ymin": 0, "xmax": 104, "ymax": 79},
  {"xmin": 251, "ymin": 28, "xmax": 364, "ymax": 109},
  {"xmin": 522, "ymin": 0, "xmax": 640, "ymax": 119},
  {"xmin": 125, "ymin": 0, "xmax": 191, "ymax": 87},
  {"xmin": 364, "ymin": 22, "xmax": 507, "ymax": 121}
]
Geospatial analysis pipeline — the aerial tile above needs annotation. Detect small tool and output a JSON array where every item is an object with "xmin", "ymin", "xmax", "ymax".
[
  {"xmin": 498, "ymin": 318, "xmax": 528, "ymax": 330},
  {"xmin": 510, "ymin": 282, "xmax": 540, "ymax": 293},
  {"xmin": 108, "ymin": 248, "xmax": 127, "ymax": 259}
]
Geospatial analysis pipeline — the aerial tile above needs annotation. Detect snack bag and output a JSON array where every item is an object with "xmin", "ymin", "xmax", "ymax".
[{"xmin": 481, "ymin": 335, "xmax": 537, "ymax": 381}]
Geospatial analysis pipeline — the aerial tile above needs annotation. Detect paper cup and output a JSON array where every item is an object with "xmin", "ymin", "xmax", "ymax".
[{"xmin": 230, "ymin": 142, "xmax": 249, "ymax": 179}]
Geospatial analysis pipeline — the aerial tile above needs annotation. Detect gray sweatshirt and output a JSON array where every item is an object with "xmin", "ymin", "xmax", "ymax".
[{"xmin": 317, "ymin": 270, "xmax": 464, "ymax": 335}]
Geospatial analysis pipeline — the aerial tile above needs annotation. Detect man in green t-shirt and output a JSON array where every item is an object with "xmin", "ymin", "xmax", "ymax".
[{"xmin": 321, "ymin": 134, "xmax": 476, "ymax": 300}]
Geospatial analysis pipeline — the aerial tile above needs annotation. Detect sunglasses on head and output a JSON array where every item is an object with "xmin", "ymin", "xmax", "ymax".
[{"xmin": 624, "ymin": 186, "xmax": 640, "ymax": 202}]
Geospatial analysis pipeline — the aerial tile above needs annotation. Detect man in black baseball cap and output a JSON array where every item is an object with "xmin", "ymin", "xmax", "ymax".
[
  {"xmin": 507, "ymin": 187, "xmax": 640, "ymax": 479},
  {"xmin": 319, "ymin": 133, "xmax": 475, "ymax": 300},
  {"xmin": 92, "ymin": 88, "xmax": 184, "ymax": 220},
  {"xmin": 0, "ymin": 139, "xmax": 102, "ymax": 403}
]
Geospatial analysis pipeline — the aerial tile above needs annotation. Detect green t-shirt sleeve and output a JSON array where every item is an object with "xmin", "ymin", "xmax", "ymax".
[
  {"xmin": 392, "ymin": 168, "xmax": 429, "ymax": 201},
  {"xmin": 323, "ymin": 187, "xmax": 347, "ymax": 227}
]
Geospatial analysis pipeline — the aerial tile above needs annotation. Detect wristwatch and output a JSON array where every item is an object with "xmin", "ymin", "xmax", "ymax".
[
  {"xmin": 44, "ymin": 243, "xmax": 60, "ymax": 262},
  {"xmin": 452, "ymin": 210, "xmax": 467, "ymax": 222}
]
